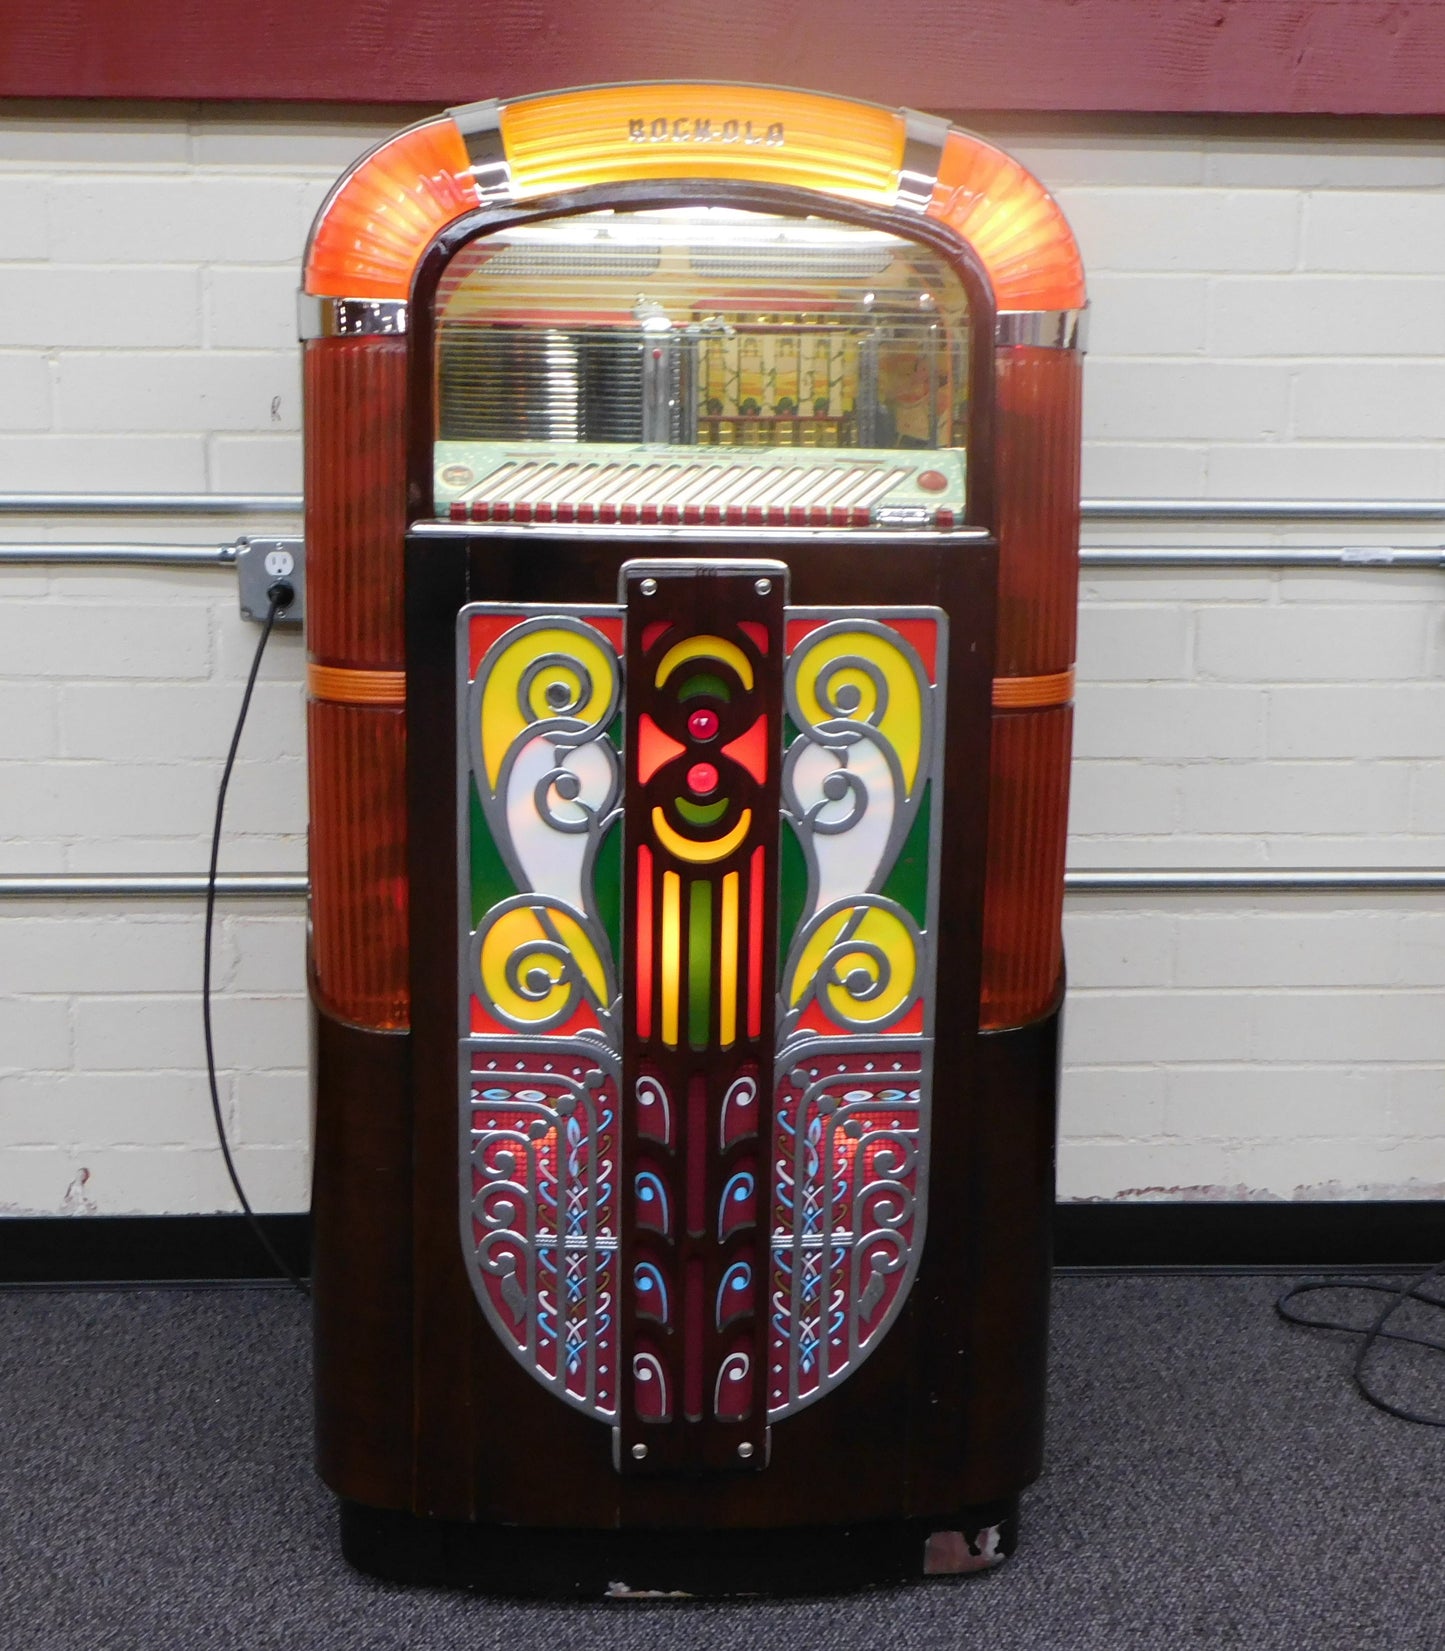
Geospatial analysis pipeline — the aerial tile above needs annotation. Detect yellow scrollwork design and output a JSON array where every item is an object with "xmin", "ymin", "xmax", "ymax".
[
  {"xmin": 478, "ymin": 622, "xmax": 619, "ymax": 790},
  {"xmin": 790, "ymin": 624, "xmax": 925, "ymax": 792}
]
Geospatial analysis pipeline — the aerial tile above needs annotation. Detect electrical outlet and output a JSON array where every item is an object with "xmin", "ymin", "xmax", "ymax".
[{"xmin": 236, "ymin": 537, "xmax": 306, "ymax": 626}]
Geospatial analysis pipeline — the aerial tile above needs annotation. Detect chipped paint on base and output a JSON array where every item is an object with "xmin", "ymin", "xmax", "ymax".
[{"xmin": 923, "ymin": 1524, "xmax": 1006, "ymax": 1575}]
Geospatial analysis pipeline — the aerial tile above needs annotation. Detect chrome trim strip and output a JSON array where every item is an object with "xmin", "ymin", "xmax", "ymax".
[
  {"xmin": 895, "ymin": 109, "xmax": 950, "ymax": 214},
  {"xmin": 410, "ymin": 520, "xmax": 990, "ymax": 545},
  {"xmin": 297, "ymin": 294, "xmax": 408, "ymax": 341},
  {"xmin": 447, "ymin": 98, "xmax": 513, "ymax": 203},
  {"xmin": 995, "ymin": 308, "xmax": 1088, "ymax": 351}
]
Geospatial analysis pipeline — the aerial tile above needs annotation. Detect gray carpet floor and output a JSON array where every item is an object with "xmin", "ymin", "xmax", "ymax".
[{"xmin": 1, "ymin": 1275, "xmax": 1442, "ymax": 1650}]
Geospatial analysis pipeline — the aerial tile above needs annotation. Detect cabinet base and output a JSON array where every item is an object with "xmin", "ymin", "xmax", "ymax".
[{"xmin": 337, "ymin": 1496, "xmax": 1020, "ymax": 1598}]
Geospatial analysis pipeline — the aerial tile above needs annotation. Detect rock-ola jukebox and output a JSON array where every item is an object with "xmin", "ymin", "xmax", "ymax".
[{"xmin": 301, "ymin": 81, "xmax": 1085, "ymax": 1594}]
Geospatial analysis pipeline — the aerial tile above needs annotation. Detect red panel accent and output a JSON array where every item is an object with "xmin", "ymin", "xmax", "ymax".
[
  {"xmin": 747, "ymin": 845, "xmax": 765, "ymax": 1040},
  {"xmin": 637, "ymin": 714, "xmax": 687, "ymax": 784},
  {"xmin": 9, "ymin": 6, "xmax": 1445, "ymax": 113},
  {"xmin": 892, "ymin": 999, "xmax": 925, "ymax": 1036},
  {"xmin": 640, "ymin": 620, "xmax": 672, "ymax": 653},
  {"xmin": 468, "ymin": 612, "xmax": 512, "ymax": 676},
  {"xmin": 797, "ymin": 1001, "xmax": 836, "ymax": 1037},
  {"xmin": 589, "ymin": 615, "xmax": 624, "ymax": 650},
  {"xmin": 884, "ymin": 617, "xmax": 939, "ymax": 680},
  {"xmin": 471, "ymin": 997, "xmax": 600, "ymax": 1037},
  {"xmin": 719, "ymin": 714, "xmax": 769, "ymax": 784},
  {"xmin": 635, "ymin": 843, "xmax": 654, "ymax": 1039},
  {"xmin": 785, "ymin": 617, "xmax": 826, "ymax": 652},
  {"xmin": 737, "ymin": 620, "xmax": 769, "ymax": 655}
]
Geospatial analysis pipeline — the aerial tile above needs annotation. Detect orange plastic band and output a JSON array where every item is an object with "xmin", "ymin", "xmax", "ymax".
[
  {"xmin": 992, "ymin": 668, "xmax": 1074, "ymax": 710},
  {"xmin": 307, "ymin": 663, "xmax": 408, "ymax": 707}
]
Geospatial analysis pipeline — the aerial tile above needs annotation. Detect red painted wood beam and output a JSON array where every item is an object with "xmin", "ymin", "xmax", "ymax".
[{"xmin": 4, "ymin": 0, "xmax": 1445, "ymax": 115}]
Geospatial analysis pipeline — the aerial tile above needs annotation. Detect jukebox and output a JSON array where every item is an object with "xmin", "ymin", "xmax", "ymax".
[{"xmin": 301, "ymin": 83, "xmax": 1085, "ymax": 1594}]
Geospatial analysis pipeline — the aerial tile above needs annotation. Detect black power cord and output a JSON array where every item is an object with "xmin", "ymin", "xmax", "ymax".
[
  {"xmin": 203, "ymin": 580, "xmax": 309, "ymax": 1297},
  {"xmin": 1276, "ymin": 1260, "xmax": 1445, "ymax": 1426}
]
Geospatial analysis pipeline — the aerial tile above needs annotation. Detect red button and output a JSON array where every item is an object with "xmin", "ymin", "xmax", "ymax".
[
  {"xmin": 686, "ymin": 762, "xmax": 719, "ymax": 795},
  {"xmin": 918, "ymin": 469, "xmax": 948, "ymax": 493},
  {"xmin": 688, "ymin": 708, "xmax": 719, "ymax": 741}
]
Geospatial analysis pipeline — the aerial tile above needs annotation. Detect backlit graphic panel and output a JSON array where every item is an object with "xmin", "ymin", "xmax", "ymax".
[{"xmin": 459, "ymin": 579, "xmax": 945, "ymax": 1441}]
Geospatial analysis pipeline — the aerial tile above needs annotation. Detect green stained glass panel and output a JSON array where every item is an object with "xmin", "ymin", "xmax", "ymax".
[
  {"xmin": 879, "ymin": 783, "xmax": 931, "ymax": 928},
  {"xmin": 778, "ymin": 816, "xmax": 807, "ymax": 969},
  {"xmin": 688, "ymin": 877, "xmax": 712, "ymax": 1050},
  {"xmin": 593, "ymin": 820, "xmax": 622, "ymax": 965}
]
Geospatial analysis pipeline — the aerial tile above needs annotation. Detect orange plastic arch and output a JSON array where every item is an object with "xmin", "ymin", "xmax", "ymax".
[
  {"xmin": 928, "ymin": 130, "xmax": 1086, "ymax": 311},
  {"xmin": 305, "ymin": 118, "xmax": 479, "ymax": 299},
  {"xmin": 303, "ymin": 86, "xmax": 1084, "ymax": 312}
]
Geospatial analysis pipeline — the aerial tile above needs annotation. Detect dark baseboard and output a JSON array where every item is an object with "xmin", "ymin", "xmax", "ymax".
[
  {"xmin": 0, "ymin": 1213, "xmax": 312, "ymax": 1286},
  {"xmin": 1054, "ymin": 1200, "xmax": 1442, "ymax": 1272},
  {"xmin": 0, "ymin": 1203, "xmax": 1439, "ymax": 1286}
]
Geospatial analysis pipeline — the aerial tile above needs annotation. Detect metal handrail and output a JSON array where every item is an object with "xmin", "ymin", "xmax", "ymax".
[
  {"xmin": 0, "ymin": 544, "xmax": 239, "ymax": 568},
  {"xmin": 4, "ymin": 870, "xmax": 1444, "ymax": 900},
  {"xmin": 1081, "ymin": 546, "xmax": 1445, "ymax": 570},
  {"xmin": 5, "ymin": 544, "xmax": 1444, "ymax": 573},
  {"xmin": 1068, "ymin": 869, "xmax": 1445, "ymax": 894},
  {"xmin": 2, "ymin": 491, "xmax": 1441, "ymax": 905},
  {"xmin": 0, "ymin": 494, "xmax": 304, "ymax": 516},
  {"xmin": 4, "ymin": 493, "xmax": 1445, "ymax": 523},
  {"xmin": 0, "ymin": 875, "xmax": 307, "ymax": 899}
]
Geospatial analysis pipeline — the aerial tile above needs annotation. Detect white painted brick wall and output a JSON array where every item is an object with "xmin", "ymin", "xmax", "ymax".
[{"xmin": 2, "ymin": 105, "xmax": 1444, "ymax": 1213}]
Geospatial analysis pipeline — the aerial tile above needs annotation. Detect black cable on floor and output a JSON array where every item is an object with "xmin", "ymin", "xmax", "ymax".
[
  {"xmin": 203, "ymin": 581, "xmax": 310, "ymax": 1298},
  {"xmin": 1276, "ymin": 1258, "xmax": 1445, "ymax": 1426}
]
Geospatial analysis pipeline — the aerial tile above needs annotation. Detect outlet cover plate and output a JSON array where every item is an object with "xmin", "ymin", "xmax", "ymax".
[{"xmin": 237, "ymin": 537, "xmax": 305, "ymax": 626}]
